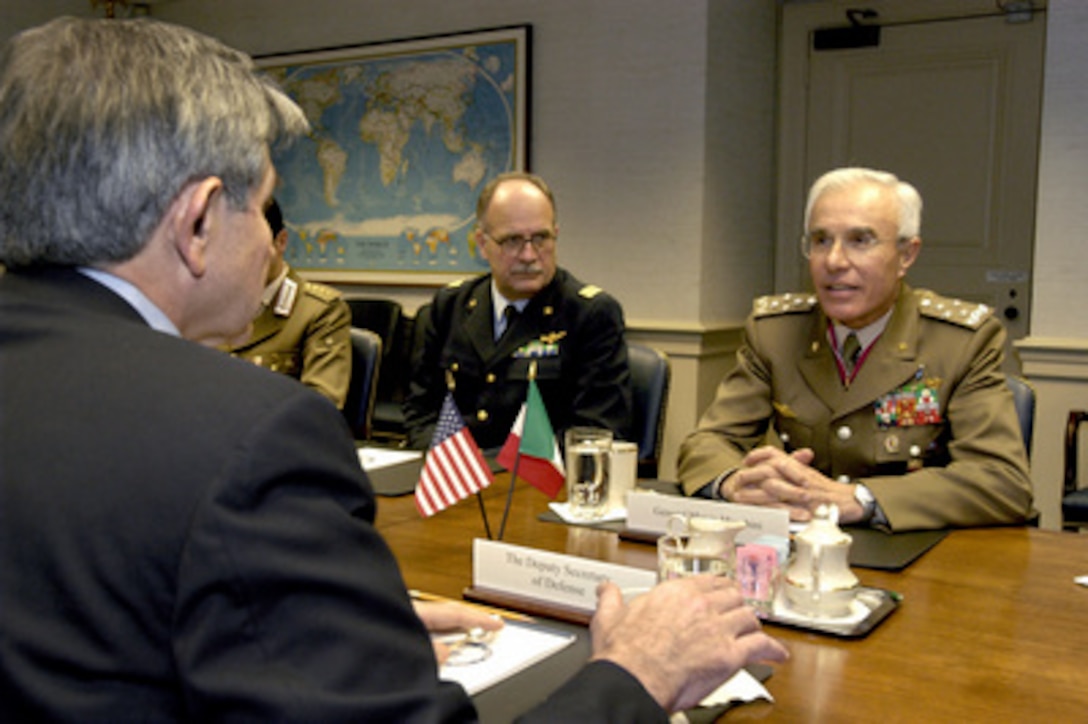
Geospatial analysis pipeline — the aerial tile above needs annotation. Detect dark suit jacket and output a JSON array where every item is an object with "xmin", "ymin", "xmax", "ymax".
[
  {"xmin": 0, "ymin": 267, "xmax": 663, "ymax": 722},
  {"xmin": 405, "ymin": 268, "xmax": 633, "ymax": 450}
]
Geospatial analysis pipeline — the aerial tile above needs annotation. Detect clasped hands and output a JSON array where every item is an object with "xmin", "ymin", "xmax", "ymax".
[{"xmin": 718, "ymin": 445, "xmax": 865, "ymax": 524}]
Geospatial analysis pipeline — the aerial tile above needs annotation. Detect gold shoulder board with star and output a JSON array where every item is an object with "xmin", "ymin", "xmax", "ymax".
[
  {"xmin": 752, "ymin": 292, "xmax": 818, "ymax": 318},
  {"xmin": 915, "ymin": 289, "xmax": 993, "ymax": 330},
  {"xmin": 446, "ymin": 278, "xmax": 466, "ymax": 289},
  {"xmin": 578, "ymin": 284, "xmax": 603, "ymax": 299},
  {"xmin": 302, "ymin": 281, "xmax": 341, "ymax": 304}
]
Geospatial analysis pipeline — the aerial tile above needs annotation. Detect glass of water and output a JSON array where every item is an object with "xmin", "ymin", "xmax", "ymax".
[
  {"xmin": 564, "ymin": 427, "xmax": 612, "ymax": 521},
  {"xmin": 657, "ymin": 533, "xmax": 734, "ymax": 581}
]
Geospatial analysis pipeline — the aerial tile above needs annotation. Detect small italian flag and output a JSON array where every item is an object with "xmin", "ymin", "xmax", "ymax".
[{"xmin": 496, "ymin": 378, "xmax": 565, "ymax": 497}]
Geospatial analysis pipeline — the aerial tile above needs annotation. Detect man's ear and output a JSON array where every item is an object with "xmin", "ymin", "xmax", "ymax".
[
  {"xmin": 170, "ymin": 177, "xmax": 223, "ymax": 278},
  {"xmin": 898, "ymin": 236, "xmax": 922, "ymax": 278},
  {"xmin": 475, "ymin": 227, "xmax": 493, "ymax": 263},
  {"xmin": 272, "ymin": 228, "xmax": 289, "ymax": 255}
]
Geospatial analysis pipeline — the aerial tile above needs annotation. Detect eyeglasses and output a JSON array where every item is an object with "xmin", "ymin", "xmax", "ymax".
[
  {"xmin": 481, "ymin": 229, "xmax": 555, "ymax": 255},
  {"xmin": 801, "ymin": 229, "xmax": 903, "ymax": 260}
]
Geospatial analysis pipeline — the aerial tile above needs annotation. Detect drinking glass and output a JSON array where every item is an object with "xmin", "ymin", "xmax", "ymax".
[{"xmin": 564, "ymin": 427, "xmax": 612, "ymax": 521}]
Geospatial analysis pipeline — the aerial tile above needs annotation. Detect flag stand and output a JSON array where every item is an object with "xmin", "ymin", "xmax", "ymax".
[
  {"xmin": 476, "ymin": 493, "xmax": 493, "ymax": 540},
  {"xmin": 497, "ymin": 451, "xmax": 522, "ymax": 541},
  {"xmin": 497, "ymin": 361, "xmax": 537, "ymax": 541}
]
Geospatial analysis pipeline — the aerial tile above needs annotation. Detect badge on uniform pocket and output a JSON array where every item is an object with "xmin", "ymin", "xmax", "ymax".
[{"xmin": 513, "ymin": 334, "xmax": 562, "ymax": 359}]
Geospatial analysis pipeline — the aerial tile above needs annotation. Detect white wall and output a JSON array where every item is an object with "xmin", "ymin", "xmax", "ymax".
[
  {"xmin": 148, "ymin": 0, "xmax": 780, "ymax": 329},
  {"xmin": 1030, "ymin": 0, "xmax": 1088, "ymax": 338},
  {"xmin": 1016, "ymin": 0, "xmax": 1088, "ymax": 529},
  {"xmin": 0, "ymin": 1, "xmax": 777, "ymax": 328}
]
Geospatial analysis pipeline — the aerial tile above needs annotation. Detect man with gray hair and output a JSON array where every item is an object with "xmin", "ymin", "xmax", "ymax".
[
  {"xmin": 0, "ymin": 17, "xmax": 785, "ymax": 721},
  {"xmin": 679, "ymin": 167, "xmax": 1033, "ymax": 531}
]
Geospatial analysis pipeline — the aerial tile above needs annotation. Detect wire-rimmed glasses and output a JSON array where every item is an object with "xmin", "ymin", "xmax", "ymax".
[
  {"xmin": 801, "ymin": 229, "xmax": 903, "ymax": 260},
  {"xmin": 481, "ymin": 229, "xmax": 555, "ymax": 256}
]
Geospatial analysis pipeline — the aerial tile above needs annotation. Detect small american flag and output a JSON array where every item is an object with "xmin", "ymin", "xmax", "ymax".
[{"xmin": 414, "ymin": 393, "xmax": 494, "ymax": 517}]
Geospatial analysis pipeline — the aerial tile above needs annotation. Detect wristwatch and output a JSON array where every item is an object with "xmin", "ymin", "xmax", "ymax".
[
  {"xmin": 853, "ymin": 483, "xmax": 877, "ymax": 521},
  {"xmin": 713, "ymin": 469, "xmax": 737, "ymax": 501}
]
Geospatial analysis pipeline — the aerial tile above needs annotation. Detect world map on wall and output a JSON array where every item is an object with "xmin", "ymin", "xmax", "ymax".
[{"xmin": 261, "ymin": 31, "xmax": 524, "ymax": 278}]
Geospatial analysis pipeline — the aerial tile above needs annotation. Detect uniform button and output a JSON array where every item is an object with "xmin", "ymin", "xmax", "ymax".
[
  {"xmin": 477, "ymin": 410, "xmax": 489, "ymax": 422},
  {"xmin": 836, "ymin": 425, "xmax": 852, "ymax": 441},
  {"xmin": 837, "ymin": 475, "xmax": 851, "ymax": 484},
  {"xmin": 909, "ymin": 444, "xmax": 922, "ymax": 457},
  {"xmin": 485, "ymin": 373, "xmax": 496, "ymax": 383},
  {"xmin": 780, "ymin": 432, "xmax": 790, "ymax": 444},
  {"xmin": 451, "ymin": 362, "xmax": 459, "ymax": 372}
]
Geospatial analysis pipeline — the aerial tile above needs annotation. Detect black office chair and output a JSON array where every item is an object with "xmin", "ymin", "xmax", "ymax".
[
  {"xmin": 1062, "ymin": 410, "xmax": 1088, "ymax": 531},
  {"xmin": 1006, "ymin": 375, "xmax": 1035, "ymax": 459},
  {"xmin": 344, "ymin": 297, "xmax": 404, "ymax": 441},
  {"xmin": 368, "ymin": 303, "xmax": 432, "ymax": 444},
  {"xmin": 342, "ymin": 327, "xmax": 382, "ymax": 440},
  {"xmin": 344, "ymin": 297, "xmax": 402, "ymax": 347},
  {"xmin": 627, "ymin": 343, "xmax": 670, "ymax": 479}
]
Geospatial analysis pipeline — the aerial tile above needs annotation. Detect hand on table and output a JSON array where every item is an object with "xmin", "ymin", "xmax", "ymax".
[
  {"xmin": 412, "ymin": 600, "xmax": 504, "ymax": 666},
  {"xmin": 589, "ymin": 577, "xmax": 788, "ymax": 713},
  {"xmin": 721, "ymin": 445, "xmax": 866, "ymax": 524}
]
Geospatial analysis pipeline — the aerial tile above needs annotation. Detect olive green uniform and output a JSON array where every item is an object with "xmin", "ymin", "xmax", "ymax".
[
  {"xmin": 679, "ymin": 285, "xmax": 1033, "ymax": 531},
  {"xmin": 228, "ymin": 267, "xmax": 351, "ymax": 409}
]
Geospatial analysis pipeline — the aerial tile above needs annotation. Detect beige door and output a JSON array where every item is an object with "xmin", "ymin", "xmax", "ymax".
[{"xmin": 776, "ymin": 0, "xmax": 1047, "ymax": 368}]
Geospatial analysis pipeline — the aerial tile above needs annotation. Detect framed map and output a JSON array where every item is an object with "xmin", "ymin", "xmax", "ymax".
[{"xmin": 257, "ymin": 26, "xmax": 530, "ymax": 284}]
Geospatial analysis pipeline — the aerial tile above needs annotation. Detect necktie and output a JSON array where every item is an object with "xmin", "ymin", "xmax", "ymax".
[
  {"xmin": 497, "ymin": 304, "xmax": 519, "ymax": 340},
  {"xmin": 842, "ymin": 332, "xmax": 861, "ymax": 375}
]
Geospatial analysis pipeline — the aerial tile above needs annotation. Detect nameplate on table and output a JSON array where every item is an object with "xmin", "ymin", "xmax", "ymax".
[
  {"xmin": 473, "ymin": 539, "xmax": 657, "ymax": 613},
  {"xmin": 625, "ymin": 491, "xmax": 789, "ymax": 543},
  {"xmin": 357, "ymin": 446, "xmax": 422, "ymax": 471}
]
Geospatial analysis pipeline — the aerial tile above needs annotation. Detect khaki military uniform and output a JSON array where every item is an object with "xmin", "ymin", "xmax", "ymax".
[
  {"xmin": 228, "ymin": 267, "xmax": 351, "ymax": 409},
  {"xmin": 678, "ymin": 285, "xmax": 1033, "ymax": 531},
  {"xmin": 404, "ymin": 268, "xmax": 632, "ymax": 451}
]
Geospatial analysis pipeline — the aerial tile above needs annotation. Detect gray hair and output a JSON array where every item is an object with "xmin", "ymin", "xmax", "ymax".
[
  {"xmin": 804, "ymin": 167, "xmax": 923, "ymax": 239},
  {"xmin": 0, "ymin": 17, "xmax": 310, "ymax": 268}
]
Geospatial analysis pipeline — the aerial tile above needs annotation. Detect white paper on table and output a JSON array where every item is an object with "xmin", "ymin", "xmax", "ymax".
[
  {"xmin": 667, "ymin": 670, "xmax": 774, "ymax": 724},
  {"xmin": 439, "ymin": 620, "xmax": 576, "ymax": 695},
  {"xmin": 548, "ymin": 501, "xmax": 626, "ymax": 524},
  {"xmin": 698, "ymin": 668, "xmax": 774, "ymax": 707},
  {"xmin": 356, "ymin": 446, "xmax": 422, "ymax": 471}
]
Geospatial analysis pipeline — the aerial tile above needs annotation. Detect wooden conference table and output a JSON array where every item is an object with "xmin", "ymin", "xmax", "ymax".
[{"xmin": 374, "ymin": 476, "xmax": 1088, "ymax": 721}]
